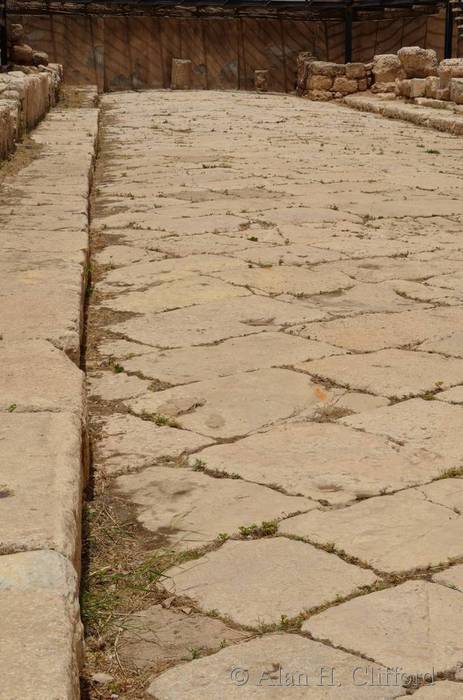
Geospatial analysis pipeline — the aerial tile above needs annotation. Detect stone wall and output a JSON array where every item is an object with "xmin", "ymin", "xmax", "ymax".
[
  {"xmin": 9, "ymin": 10, "xmax": 462, "ymax": 93},
  {"xmin": 299, "ymin": 57, "xmax": 372, "ymax": 100},
  {"xmin": 0, "ymin": 64, "xmax": 61, "ymax": 160}
]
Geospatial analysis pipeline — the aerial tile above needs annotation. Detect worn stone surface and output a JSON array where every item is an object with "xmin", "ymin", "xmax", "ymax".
[
  {"xmin": 127, "ymin": 368, "xmax": 334, "ymax": 438},
  {"xmin": 434, "ymin": 564, "xmax": 463, "ymax": 593},
  {"xmin": 0, "ymin": 550, "xmax": 81, "ymax": 700},
  {"xmin": 0, "ymin": 339, "xmax": 84, "ymax": 415},
  {"xmin": 196, "ymin": 422, "xmax": 440, "ymax": 505},
  {"xmin": 304, "ymin": 581, "xmax": 463, "ymax": 675},
  {"xmin": 303, "ymin": 349, "xmax": 463, "ymax": 398},
  {"xmin": 281, "ymin": 480, "xmax": 463, "ymax": 573},
  {"xmin": 111, "ymin": 295, "xmax": 326, "ymax": 348},
  {"xmin": 81, "ymin": 91, "xmax": 463, "ymax": 692},
  {"xmin": 301, "ymin": 308, "xmax": 463, "ymax": 352},
  {"xmin": 411, "ymin": 683, "xmax": 463, "ymax": 699},
  {"xmin": 115, "ymin": 466, "xmax": 313, "ymax": 549},
  {"xmin": 398, "ymin": 47, "xmax": 438, "ymax": 78},
  {"xmin": 164, "ymin": 538, "xmax": 376, "ymax": 626},
  {"xmin": 95, "ymin": 413, "xmax": 211, "ymax": 475},
  {"xmin": 120, "ymin": 604, "xmax": 248, "ymax": 669},
  {"xmin": 147, "ymin": 633, "xmax": 406, "ymax": 699},
  {"xmin": 0, "ymin": 411, "xmax": 83, "ymax": 566},
  {"xmin": 121, "ymin": 332, "xmax": 323, "ymax": 384}
]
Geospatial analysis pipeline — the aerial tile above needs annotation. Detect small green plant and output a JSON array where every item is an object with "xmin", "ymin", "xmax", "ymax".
[
  {"xmin": 113, "ymin": 363, "xmax": 124, "ymax": 374},
  {"xmin": 425, "ymin": 149, "xmax": 440, "ymax": 155},
  {"xmin": 247, "ymin": 235, "xmax": 259, "ymax": 242},
  {"xmin": 239, "ymin": 520, "xmax": 278, "ymax": 539},
  {"xmin": 192, "ymin": 459, "xmax": 206, "ymax": 472},
  {"xmin": 7, "ymin": 404, "xmax": 16, "ymax": 412}
]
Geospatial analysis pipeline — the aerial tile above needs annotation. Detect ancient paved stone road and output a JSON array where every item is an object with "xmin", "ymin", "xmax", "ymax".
[{"xmin": 86, "ymin": 91, "xmax": 463, "ymax": 698}]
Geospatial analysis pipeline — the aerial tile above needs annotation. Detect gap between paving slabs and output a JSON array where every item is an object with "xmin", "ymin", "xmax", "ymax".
[{"xmin": 0, "ymin": 84, "xmax": 99, "ymax": 700}]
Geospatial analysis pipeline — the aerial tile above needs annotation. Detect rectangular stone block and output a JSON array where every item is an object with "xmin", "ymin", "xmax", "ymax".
[
  {"xmin": 425, "ymin": 75, "xmax": 439, "ymax": 99},
  {"xmin": 409, "ymin": 78, "xmax": 427, "ymax": 98},
  {"xmin": 450, "ymin": 78, "xmax": 463, "ymax": 105},
  {"xmin": 0, "ymin": 412, "xmax": 83, "ymax": 567},
  {"xmin": 0, "ymin": 551, "xmax": 81, "ymax": 700}
]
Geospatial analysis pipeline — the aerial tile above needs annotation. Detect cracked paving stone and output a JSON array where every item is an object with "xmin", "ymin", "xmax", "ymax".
[
  {"xmin": 99, "ymin": 254, "xmax": 246, "ymax": 291},
  {"xmin": 195, "ymin": 422, "xmax": 439, "ymax": 505},
  {"xmin": 342, "ymin": 398, "xmax": 463, "ymax": 468},
  {"xmin": 126, "ymin": 368, "xmax": 335, "ymax": 439},
  {"xmin": 87, "ymin": 371, "xmax": 151, "ymax": 401},
  {"xmin": 147, "ymin": 633, "xmax": 406, "ymax": 699},
  {"xmin": 114, "ymin": 466, "xmax": 313, "ymax": 550},
  {"xmin": 280, "ymin": 479, "xmax": 463, "ymax": 573},
  {"xmin": 213, "ymin": 266, "xmax": 353, "ymax": 297},
  {"xmin": 302, "ymin": 349, "xmax": 463, "ymax": 399},
  {"xmin": 434, "ymin": 564, "xmax": 463, "ymax": 593},
  {"xmin": 303, "ymin": 580, "xmax": 463, "ymax": 676},
  {"xmin": 121, "ymin": 333, "xmax": 335, "ymax": 385},
  {"xmin": 162, "ymin": 538, "xmax": 376, "ymax": 627},
  {"xmin": 104, "ymin": 276, "xmax": 251, "ymax": 314},
  {"xmin": 110, "ymin": 295, "xmax": 327, "ymax": 348},
  {"xmin": 95, "ymin": 414, "xmax": 212, "ymax": 475},
  {"xmin": 418, "ymin": 331, "xmax": 463, "ymax": 358},
  {"xmin": 119, "ymin": 604, "xmax": 249, "ymax": 670},
  {"xmin": 299, "ymin": 307, "xmax": 463, "ymax": 352}
]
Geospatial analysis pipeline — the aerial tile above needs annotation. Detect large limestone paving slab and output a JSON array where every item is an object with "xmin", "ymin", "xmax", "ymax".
[
  {"xmin": 119, "ymin": 604, "xmax": 248, "ymax": 669},
  {"xmin": 87, "ymin": 370, "xmax": 151, "ymax": 401},
  {"xmin": 0, "ymin": 550, "xmax": 81, "ymax": 700},
  {"xmin": 127, "ymin": 368, "xmax": 334, "ymax": 439},
  {"xmin": 298, "ymin": 307, "xmax": 463, "ymax": 352},
  {"xmin": 280, "ymin": 480, "xmax": 463, "ymax": 573},
  {"xmin": 115, "ymin": 466, "xmax": 313, "ymax": 549},
  {"xmin": 0, "ymin": 339, "xmax": 85, "ymax": 415},
  {"xmin": 195, "ymin": 422, "xmax": 440, "ymax": 505},
  {"xmin": 147, "ymin": 633, "xmax": 406, "ymax": 699},
  {"xmin": 342, "ymin": 398, "xmax": 463, "ymax": 468},
  {"xmin": 121, "ymin": 333, "xmax": 330, "ymax": 385},
  {"xmin": 95, "ymin": 413, "xmax": 211, "ymax": 475},
  {"xmin": 419, "ymin": 330, "xmax": 463, "ymax": 358},
  {"xmin": 304, "ymin": 581, "xmax": 463, "ymax": 676},
  {"xmin": 99, "ymin": 254, "xmax": 246, "ymax": 290},
  {"xmin": 105, "ymin": 276, "xmax": 251, "ymax": 314},
  {"xmin": 110, "ymin": 296, "xmax": 327, "ymax": 348},
  {"xmin": 213, "ymin": 265, "xmax": 353, "ymax": 297},
  {"xmin": 302, "ymin": 349, "xmax": 463, "ymax": 398},
  {"xmin": 163, "ymin": 538, "xmax": 376, "ymax": 626},
  {"xmin": 0, "ymin": 411, "xmax": 83, "ymax": 566}
]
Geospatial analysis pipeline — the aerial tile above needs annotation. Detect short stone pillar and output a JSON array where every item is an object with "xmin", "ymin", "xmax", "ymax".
[
  {"xmin": 171, "ymin": 59, "xmax": 192, "ymax": 90},
  {"xmin": 254, "ymin": 70, "xmax": 269, "ymax": 93}
]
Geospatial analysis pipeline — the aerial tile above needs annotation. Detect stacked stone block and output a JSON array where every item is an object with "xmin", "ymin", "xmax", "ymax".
[{"xmin": 306, "ymin": 61, "xmax": 371, "ymax": 101}]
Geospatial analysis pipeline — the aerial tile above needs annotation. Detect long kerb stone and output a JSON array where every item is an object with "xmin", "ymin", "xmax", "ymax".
[{"xmin": 0, "ymin": 84, "xmax": 99, "ymax": 698}]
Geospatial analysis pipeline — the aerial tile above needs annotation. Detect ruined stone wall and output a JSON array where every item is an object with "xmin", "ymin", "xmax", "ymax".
[
  {"xmin": 11, "ymin": 11, "xmax": 462, "ymax": 93},
  {"xmin": 0, "ymin": 64, "xmax": 61, "ymax": 160}
]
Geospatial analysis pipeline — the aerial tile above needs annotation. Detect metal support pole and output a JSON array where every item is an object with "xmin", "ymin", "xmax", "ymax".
[
  {"xmin": 345, "ymin": 3, "xmax": 353, "ymax": 64},
  {"xmin": 0, "ymin": 0, "xmax": 7, "ymax": 69},
  {"xmin": 445, "ymin": 0, "xmax": 454, "ymax": 59}
]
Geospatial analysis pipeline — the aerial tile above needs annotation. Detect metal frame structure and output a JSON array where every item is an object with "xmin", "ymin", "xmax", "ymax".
[
  {"xmin": 4, "ymin": 0, "xmax": 456, "ymax": 65},
  {"xmin": 0, "ymin": 0, "xmax": 7, "ymax": 67}
]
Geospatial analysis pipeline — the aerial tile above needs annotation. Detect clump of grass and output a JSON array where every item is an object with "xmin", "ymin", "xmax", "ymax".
[
  {"xmin": 139, "ymin": 411, "xmax": 181, "ymax": 428},
  {"xmin": 239, "ymin": 520, "xmax": 278, "ymax": 539}
]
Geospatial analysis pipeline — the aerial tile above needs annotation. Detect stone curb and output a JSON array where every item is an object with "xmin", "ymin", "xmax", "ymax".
[
  {"xmin": 0, "ymin": 83, "xmax": 99, "ymax": 699},
  {"xmin": 343, "ymin": 93, "xmax": 463, "ymax": 136}
]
